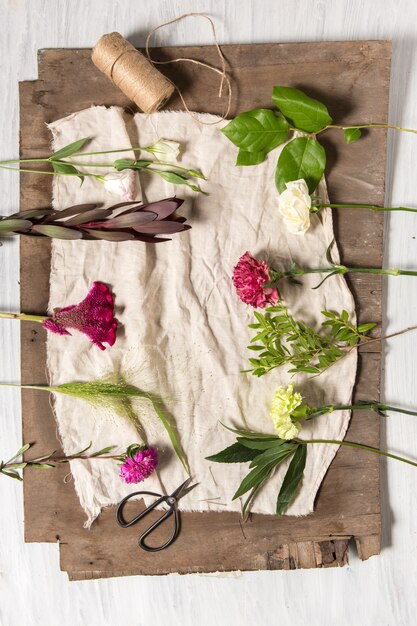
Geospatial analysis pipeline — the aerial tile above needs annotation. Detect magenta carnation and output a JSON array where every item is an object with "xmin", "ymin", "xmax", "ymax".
[
  {"xmin": 232, "ymin": 251, "xmax": 279, "ymax": 308},
  {"xmin": 119, "ymin": 447, "xmax": 159, "ymax": 484},
  {"xmin": 42, "ymin": 281, "xmax": 117, "ymax": 350}
]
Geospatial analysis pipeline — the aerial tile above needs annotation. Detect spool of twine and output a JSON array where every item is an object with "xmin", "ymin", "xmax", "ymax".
[{"xmin": 92, "ymin": 32, "xmax": 175, "ymax": 113}]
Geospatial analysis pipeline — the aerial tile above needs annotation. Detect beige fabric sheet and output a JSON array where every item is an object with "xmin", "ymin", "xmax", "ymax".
[{"xmin": 47, "ymin": 106, "xmax": 357, "ymax": 527}]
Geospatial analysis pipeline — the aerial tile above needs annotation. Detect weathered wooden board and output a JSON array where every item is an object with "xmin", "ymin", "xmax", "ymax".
[{"xmin": 19, "ymin": 40, "xmax": 390, "ymax": 579}]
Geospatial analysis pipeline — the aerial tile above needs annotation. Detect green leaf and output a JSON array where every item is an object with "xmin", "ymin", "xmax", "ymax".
[
  {"xmin": 82, "ymin": 229, "xmax": 135, "ymax": 241},
  {"xmin": 33, "ymin": 463, "xmax": 54, "ymax": 469},
  {"xmin": 249, "ymin": 444, "xmax": 295, "ymax": 469},
  {"xmin": 5, "ymin": 463, "xmax": 27, "ymax": 470},
  {"xmin": 236, "ymin": 150, "xmax": 267, "ymax": 166},
  {"xmin": 357, "ymin": 322, "xmax": 377, "ymax": 334},
  {"xmin": 49, "ymin": 137, "xmax": 90, "ymax": 160},
  {"xmin": 276, "ymin": 444, "xmax": 307, "ymax": 516},
  {"xmin": 156, "ymin": 171, "xmax": 188, "ymax": 185},
  {"xmin": 344, "ymin": 127, "xmax": 362, "ymax": 144},
  {"xmin": 0, "ymin": 219, "xmax": 32, "ymax": 233},
  {"xmin": 51, "ymin": 161, "xmax": 84, "ymax": 182},
  {"xmin": 1, "ymin": 469, "xmax": 23, "ymax": 481},
  {"xmin": 90, "ymin": 446, "xmax": 116, "ymax": 457},
  {"xmin": 206, "ymin": 442, "xmax": 260, "ymax": 464},
  {"xmin": 272, "ymin": 86, "xmax": 332, "ymax": 133},
  {"xmin": 221, "ymin": 423, "xmax": 282, "ymax": 440},
  {"xmin": 5, "ymin": 443, "xmax": 31, "ymax": 464},
  {"xmin": 233, "ymin": 463, "xmax": 276, "ymax": 499},
  {"xmin": 237, "ymin": 437, "xmax": 286, "ymax": 451},
  {"xmin": 186, "ymin": 169, "xmax": 206, "ymax": 180},
  {"xmin": 276, "ymin": 137, "xmax": 326, "ymax": 194},
  {"xmin": 114, "ymin": 159, "xmax": 152, "ymax": 171},
  {"xmin": 146, "ymin": 394, "xmax": 190, "ymax": 475},
  {"xmin": 221, "ymin": 109, "xmax": 289, "ymax": 158},
  {"xmin": 31, "ymin": 225, "xmax": 82, "ymax": 240}
]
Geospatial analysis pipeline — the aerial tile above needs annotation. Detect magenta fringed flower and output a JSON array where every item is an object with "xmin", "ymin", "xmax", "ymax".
[
  {"xmin": 232, "ymin": 251, "xmax": 279, "ymax": 308},
  {"xmin": 42, "ymin": 281, "xmax": 117, "ymax": 350},
  {"xmin": 119, "ymin": 446, "xmax": 159, "ymax": 484}
]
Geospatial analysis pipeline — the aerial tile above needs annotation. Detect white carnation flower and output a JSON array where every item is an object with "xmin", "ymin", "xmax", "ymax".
[
  {"xmin": 278, "ymin": 178, "xmax": 312, "ymax": 235},
  {"xmin": 270, "ymin": 383, "xmax": 303, "ymax": 440}
]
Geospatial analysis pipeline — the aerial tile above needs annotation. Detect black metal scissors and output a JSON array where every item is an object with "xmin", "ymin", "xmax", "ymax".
[{"xmin": 116, "ymin": 478, "xmax": 197, "ymax": 552}]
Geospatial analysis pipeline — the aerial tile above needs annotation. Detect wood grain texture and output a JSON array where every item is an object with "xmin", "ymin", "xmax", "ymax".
[
  {"xmin": 2, "ymin": 1, "xmax": 417, "ymax": 624},
  {"xmin": 18, "ymin": 41, "xmax": 389, "ymax": 578}
]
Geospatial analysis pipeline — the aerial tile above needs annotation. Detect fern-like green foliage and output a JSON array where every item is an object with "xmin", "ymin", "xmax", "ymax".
[{"xmin": 246, "ymin": 304, "xmax": 376, "ymax": 377}]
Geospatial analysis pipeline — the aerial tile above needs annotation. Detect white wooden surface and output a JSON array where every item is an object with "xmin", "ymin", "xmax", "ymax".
[{"xmin": 1, "ymin": 0, "xmax": 417, "ymax": 624}]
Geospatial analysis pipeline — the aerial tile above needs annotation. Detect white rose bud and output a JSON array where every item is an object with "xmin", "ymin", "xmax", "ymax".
[
  {"xmin": 102, "ymin": 170, "xmax": 136, "ymax": 202},
  {"xmin": 278, "ymin": 178, "xmax": 312, "ymax": 235},
  {"xmin": 147, "ymin": 139, "xmax": 181, "ymax": 162}
]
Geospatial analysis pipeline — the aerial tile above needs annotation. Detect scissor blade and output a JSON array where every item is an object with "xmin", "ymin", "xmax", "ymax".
[{"xmin": 171, "ymin": 477, "xmax": 198, "ymax": 500}]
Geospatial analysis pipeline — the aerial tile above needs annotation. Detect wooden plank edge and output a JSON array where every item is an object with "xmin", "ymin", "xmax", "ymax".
[
  {"xmin": 355, "ymin": 534, "xmax": 381, "ymax": 560},
  {"xmin": 63, "ymin": 538, "xmax": 351, "ymax": 580}
]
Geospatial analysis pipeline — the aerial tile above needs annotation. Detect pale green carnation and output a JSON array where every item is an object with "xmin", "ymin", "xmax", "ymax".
[{"xmin": 270, "ymin": 383, "xmax": 303, "ymax": 440}]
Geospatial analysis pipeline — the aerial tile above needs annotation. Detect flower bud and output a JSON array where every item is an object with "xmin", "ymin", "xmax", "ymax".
[{"xmin": 147, "ymin": 139, "xmax": 180, "ymax": 162}]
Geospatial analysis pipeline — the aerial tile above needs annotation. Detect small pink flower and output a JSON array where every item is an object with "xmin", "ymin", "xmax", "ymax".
[
  {"xmin": 42, "ymin": 281, "xmax": 117, "ymax": 350},
  {"xmin": 232, "ymin": 251, "xmax": 279, "ymax": 308},
  {"xmin": 119, "ymin": 447, "xmax": 158, "ymax": 484}
]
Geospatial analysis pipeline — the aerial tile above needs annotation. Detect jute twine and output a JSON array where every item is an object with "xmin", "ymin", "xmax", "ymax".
[
  {"xmin": 92, "ymin": 13, "xmax": 232, "ymax": 123},
  {"xmin": 92, "ymin": 32, "xmax": 175, "ymax": 113}
]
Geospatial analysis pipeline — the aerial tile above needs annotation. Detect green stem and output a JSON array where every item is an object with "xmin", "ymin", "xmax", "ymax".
[
  {"xmin": 71, "ymin": 147, "xmax": 146, "ymax": 157},
  {"xmin": 0, "ymin": 158, "xmax": 50, "ymax": 165},
  {"xmin": 0, "ymin": 383, "xmax": 57, "ymax": 393},
  {"xmin": 320, "ymin": 203, "xmax": 417, "ymax": 214},
  {"xmin": 0, "ymin": 164, "xmax": 100, "ymax": 178},
  {"xmin": 290, "ymin": 267, "xmax": 417, "ymax": 278},
  {"xmin": 0, "ymin": 312, "xmax": 49, "ymax": 323},
  {"xmin": 298, "ymin": 438, "xmax": 417, "ymax": 468},
  {"xmin": 321, "ymin": 123, "xmax": 417, "ymax": 135},
  {"xmin": 313, "ymin": 402, "xmax": 417, "ymax": 416}
]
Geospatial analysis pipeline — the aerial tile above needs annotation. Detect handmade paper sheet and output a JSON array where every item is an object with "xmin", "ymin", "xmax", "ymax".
[{"xmin": 47, "ymin": 106, "xmax": 357, "ymax": 526}]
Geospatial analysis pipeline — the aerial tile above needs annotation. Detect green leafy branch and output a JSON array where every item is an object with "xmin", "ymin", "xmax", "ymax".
[
  {"xmin": 246, "ymin": 303, "xmax": 376, "ymax": 377},
  {"xmin": 207, "ymin": 411, "xmax": 417, "ymax": 518},
  {"xmin": 0, "ymin": 137, "xmax": 206, "ymax": 193},
  {"xmin": 0, "ymin": 442, "xmax": 119, "ymax": 481},
  {"xmin": 221, "ymin": 85, "xmax": 417, "ymax": 196}
]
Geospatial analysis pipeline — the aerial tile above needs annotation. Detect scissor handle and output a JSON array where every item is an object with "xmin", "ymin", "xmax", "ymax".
[
  {"xmin": 116, "ymin": 490, "xmax": 166, "ymax": 528},
  {"xmin": 138, "ymin": 505, "xmax": 180, "ymax": 552}
]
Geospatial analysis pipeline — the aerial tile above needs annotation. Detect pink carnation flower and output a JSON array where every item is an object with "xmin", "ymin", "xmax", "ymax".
[
  {"xmin": 42, "ymin": 281, "xmax": 117, "ymax": 350},
  {"xmin": 232, "ymin": 251, "xmax": 279, "ymax": 308},
  {"xmin": 119, "ymin": 447, "xmax": 158, "ymax": 484}
]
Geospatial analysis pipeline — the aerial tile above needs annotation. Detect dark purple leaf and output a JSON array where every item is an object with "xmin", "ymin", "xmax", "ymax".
[
  {"xmin": 82, "ymin": 229, "xmax": 135, "ymax": 241},
  {"xmin": 91, "ymin": 212, "xmax": 157, "ymax": 229},
  {"xmin": 10, "ymin": 208, "xmax": 55, "ymax": 219},
  {"xmin": 43, "ymin": 204, "xmax": 98, "ymax": 222},
  {"xmin": 134, "ymin": 221, "xmax": 190, "ymax": 235},
  {"xmin": 147, "ymin": 198, "xmax": 184, "ymax": 220},
  {"xmin": 0, "ymin": 219, "xmax": 32, "ymax": 233},
  {"xmin": 116, "ymin": 197, "xmax": 183, "ymax": 219},
  {"xmin": 32, "ymin": 225, "xmax": 82, "ymax": 240},
  {"xmin": 130, "ymin": 233, "xmax": 171, "ymax": 243},
  {"xmin": 64, "ymin": 208, "xmax": 114, "ymax": 225}
]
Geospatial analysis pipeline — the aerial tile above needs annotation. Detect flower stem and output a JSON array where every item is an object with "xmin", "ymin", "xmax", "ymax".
[
  {"xmin": 320, "ymin": 203, "xmax": 417, "ymax": 214},
  {"xmin": 314, "ymin": 402, "xmax": 417, "ymax": 416},
  {"xmin": 0, "ymin": 312, "xmax": 49, "ymax": 323},
  {"xmin": 320, "ymin": 123, "xmax": 417, "ymax": 135},
  {"xmin": 290, "ymin": 266, "xmax": 417, "ymax": 279},
  {"xmin": 0, "ymin": 164, "xmax": 100, "ymax": 178},
  {"xmin": 298, "ymin": 438, "xmax": 417, "ymax": 468}
]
